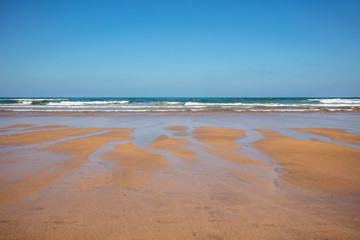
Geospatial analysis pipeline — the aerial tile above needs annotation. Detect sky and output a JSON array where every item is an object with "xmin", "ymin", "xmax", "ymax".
[{"xmin": 0, "ymin": 0, "xmax": 359, "ymax": 97}]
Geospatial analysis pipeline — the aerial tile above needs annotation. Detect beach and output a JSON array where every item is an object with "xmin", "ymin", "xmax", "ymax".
[{"xmin": 0, "ymin": 112, "xmax": 359, "ymax": 239}]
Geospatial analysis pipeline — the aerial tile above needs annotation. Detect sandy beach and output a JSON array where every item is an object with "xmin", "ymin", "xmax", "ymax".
[{"xmin": 0, "ymin": 112, "xmax": 359, "ymax": 239}]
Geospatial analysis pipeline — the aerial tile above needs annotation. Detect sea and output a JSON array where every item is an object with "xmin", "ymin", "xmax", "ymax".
[{"xmin": 0, "ymin": 97, "xmax": 359, "ymax": 113}]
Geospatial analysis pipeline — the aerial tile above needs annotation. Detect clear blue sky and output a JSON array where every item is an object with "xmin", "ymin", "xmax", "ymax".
[{"xmin": 0, "ymin": 0, "xmax": 359, "ymax": 97}]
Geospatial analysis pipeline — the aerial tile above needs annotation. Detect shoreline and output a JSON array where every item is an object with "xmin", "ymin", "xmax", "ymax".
[
  {"xmin": 1, "ymin": 110, "xmax": 360, "ymax": 118},
  {"xmin": 1, "ymin": 108, "xmax": 360, "ymax": 114}
]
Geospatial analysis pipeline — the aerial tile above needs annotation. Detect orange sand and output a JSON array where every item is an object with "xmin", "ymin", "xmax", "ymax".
[
  {"xmin": 292, "ymin": 127, "xmax": 360, "ymax": 145},
  {"xmin": 0, "ymin": 128, "xmax": 108, "ymax": 146},
  {"xmin": 0, "ymin": 124, "xmax": 35, "ymax": 133},
  {"xmin": 26, "ymin": 125, "xmax": 68, "ymax": 131},
  {"xmin": 166, "ymin": 126, "xmax": 190, "ymax": 136},
  {"xmin": 193, "ymin": 127, "xmax": 268, "ymax": 166},
  {"xmin": 148, "ymin": 135, "xmax": 198, "ymax": 162},
  {"xmin": 0, "ymin": 123, "xmax": 359, "ymax": 239},
  {"xmin": 7, "ymin": 124, "xmax": 36, "ymax": 128},
  {"xmin": 254, "ymin": 129, "xmax": 360, "ymax": 197},
  {"xmin": 165, "ymin": 126, "xmax": 189, "ymax": 131},
  {"xmin": 193, "ymin": 127, "xmax": 245, "ymax": 150},
  {"xmin": 0, "ymin": 128, "xmax": 132, "ymax": 206},
  {"xmin": 102, "ymin": 142, "xmax": 171, "ymax": 188}
]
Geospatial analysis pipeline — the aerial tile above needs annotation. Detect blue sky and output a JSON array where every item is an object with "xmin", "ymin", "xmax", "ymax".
[{"xmin": 0, "ymin": 0, "xmax": 359, "ymax": 97}]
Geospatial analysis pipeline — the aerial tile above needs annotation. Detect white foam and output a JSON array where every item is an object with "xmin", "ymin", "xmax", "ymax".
[
  {"xmin": 19, "ymin": 101, "xmax": 32, "ymax": 105},
  {"xmin": 2, "ymin": 107, "xmax": 356, "ymax": 113},
  {"xmin": 47, "ymin": 100, "xmax": 129, "ymax": 106},
  {"xmin": 164, "ymin": 101, "xmax": 181, "ymax": 105},
  {"xmin": 308, "ymin": 98, "xmax": 360, "ymax": 104},
  {"xmin": 184, "ymin": 102, "xmax": 243, "ymax": 106}
]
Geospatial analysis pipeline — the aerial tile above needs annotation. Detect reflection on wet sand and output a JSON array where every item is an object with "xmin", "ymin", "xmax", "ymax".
[{"xmin": 0, "ymin": 117, "xmax": 359, "ymax": 239}]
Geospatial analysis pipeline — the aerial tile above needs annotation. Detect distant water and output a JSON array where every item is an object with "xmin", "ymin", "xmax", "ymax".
[{"xmin": 0, "ymin": 97, "xmax": 359, "ymax": 112}]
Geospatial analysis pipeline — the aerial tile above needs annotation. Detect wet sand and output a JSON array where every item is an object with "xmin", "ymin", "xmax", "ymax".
[
  {"xmin": 0, "ymin": 113, "xmax": 359, "ymax": 239},
  {"xmin": 291, "ymin": 127, "xmax": 360, "ymax": 145},
  {"xmin": 255, "ymin": 129, "xmax": 360, "ymax": 197}
]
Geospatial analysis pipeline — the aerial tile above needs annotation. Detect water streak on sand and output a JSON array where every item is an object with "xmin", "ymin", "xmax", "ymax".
[{"xmin": 0, "ymin": 114, "xmax": 360, "ymax": 239}]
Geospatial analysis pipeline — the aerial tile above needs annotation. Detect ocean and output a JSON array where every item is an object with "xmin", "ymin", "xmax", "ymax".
[{"xmin": 0, "ymin": 97, "xmax": 359, "ymax": 112}]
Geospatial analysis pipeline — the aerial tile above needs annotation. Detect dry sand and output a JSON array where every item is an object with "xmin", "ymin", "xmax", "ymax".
[{"xmin": 0, "ymin": 116, "xmax": 360, "ymax": 239}]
